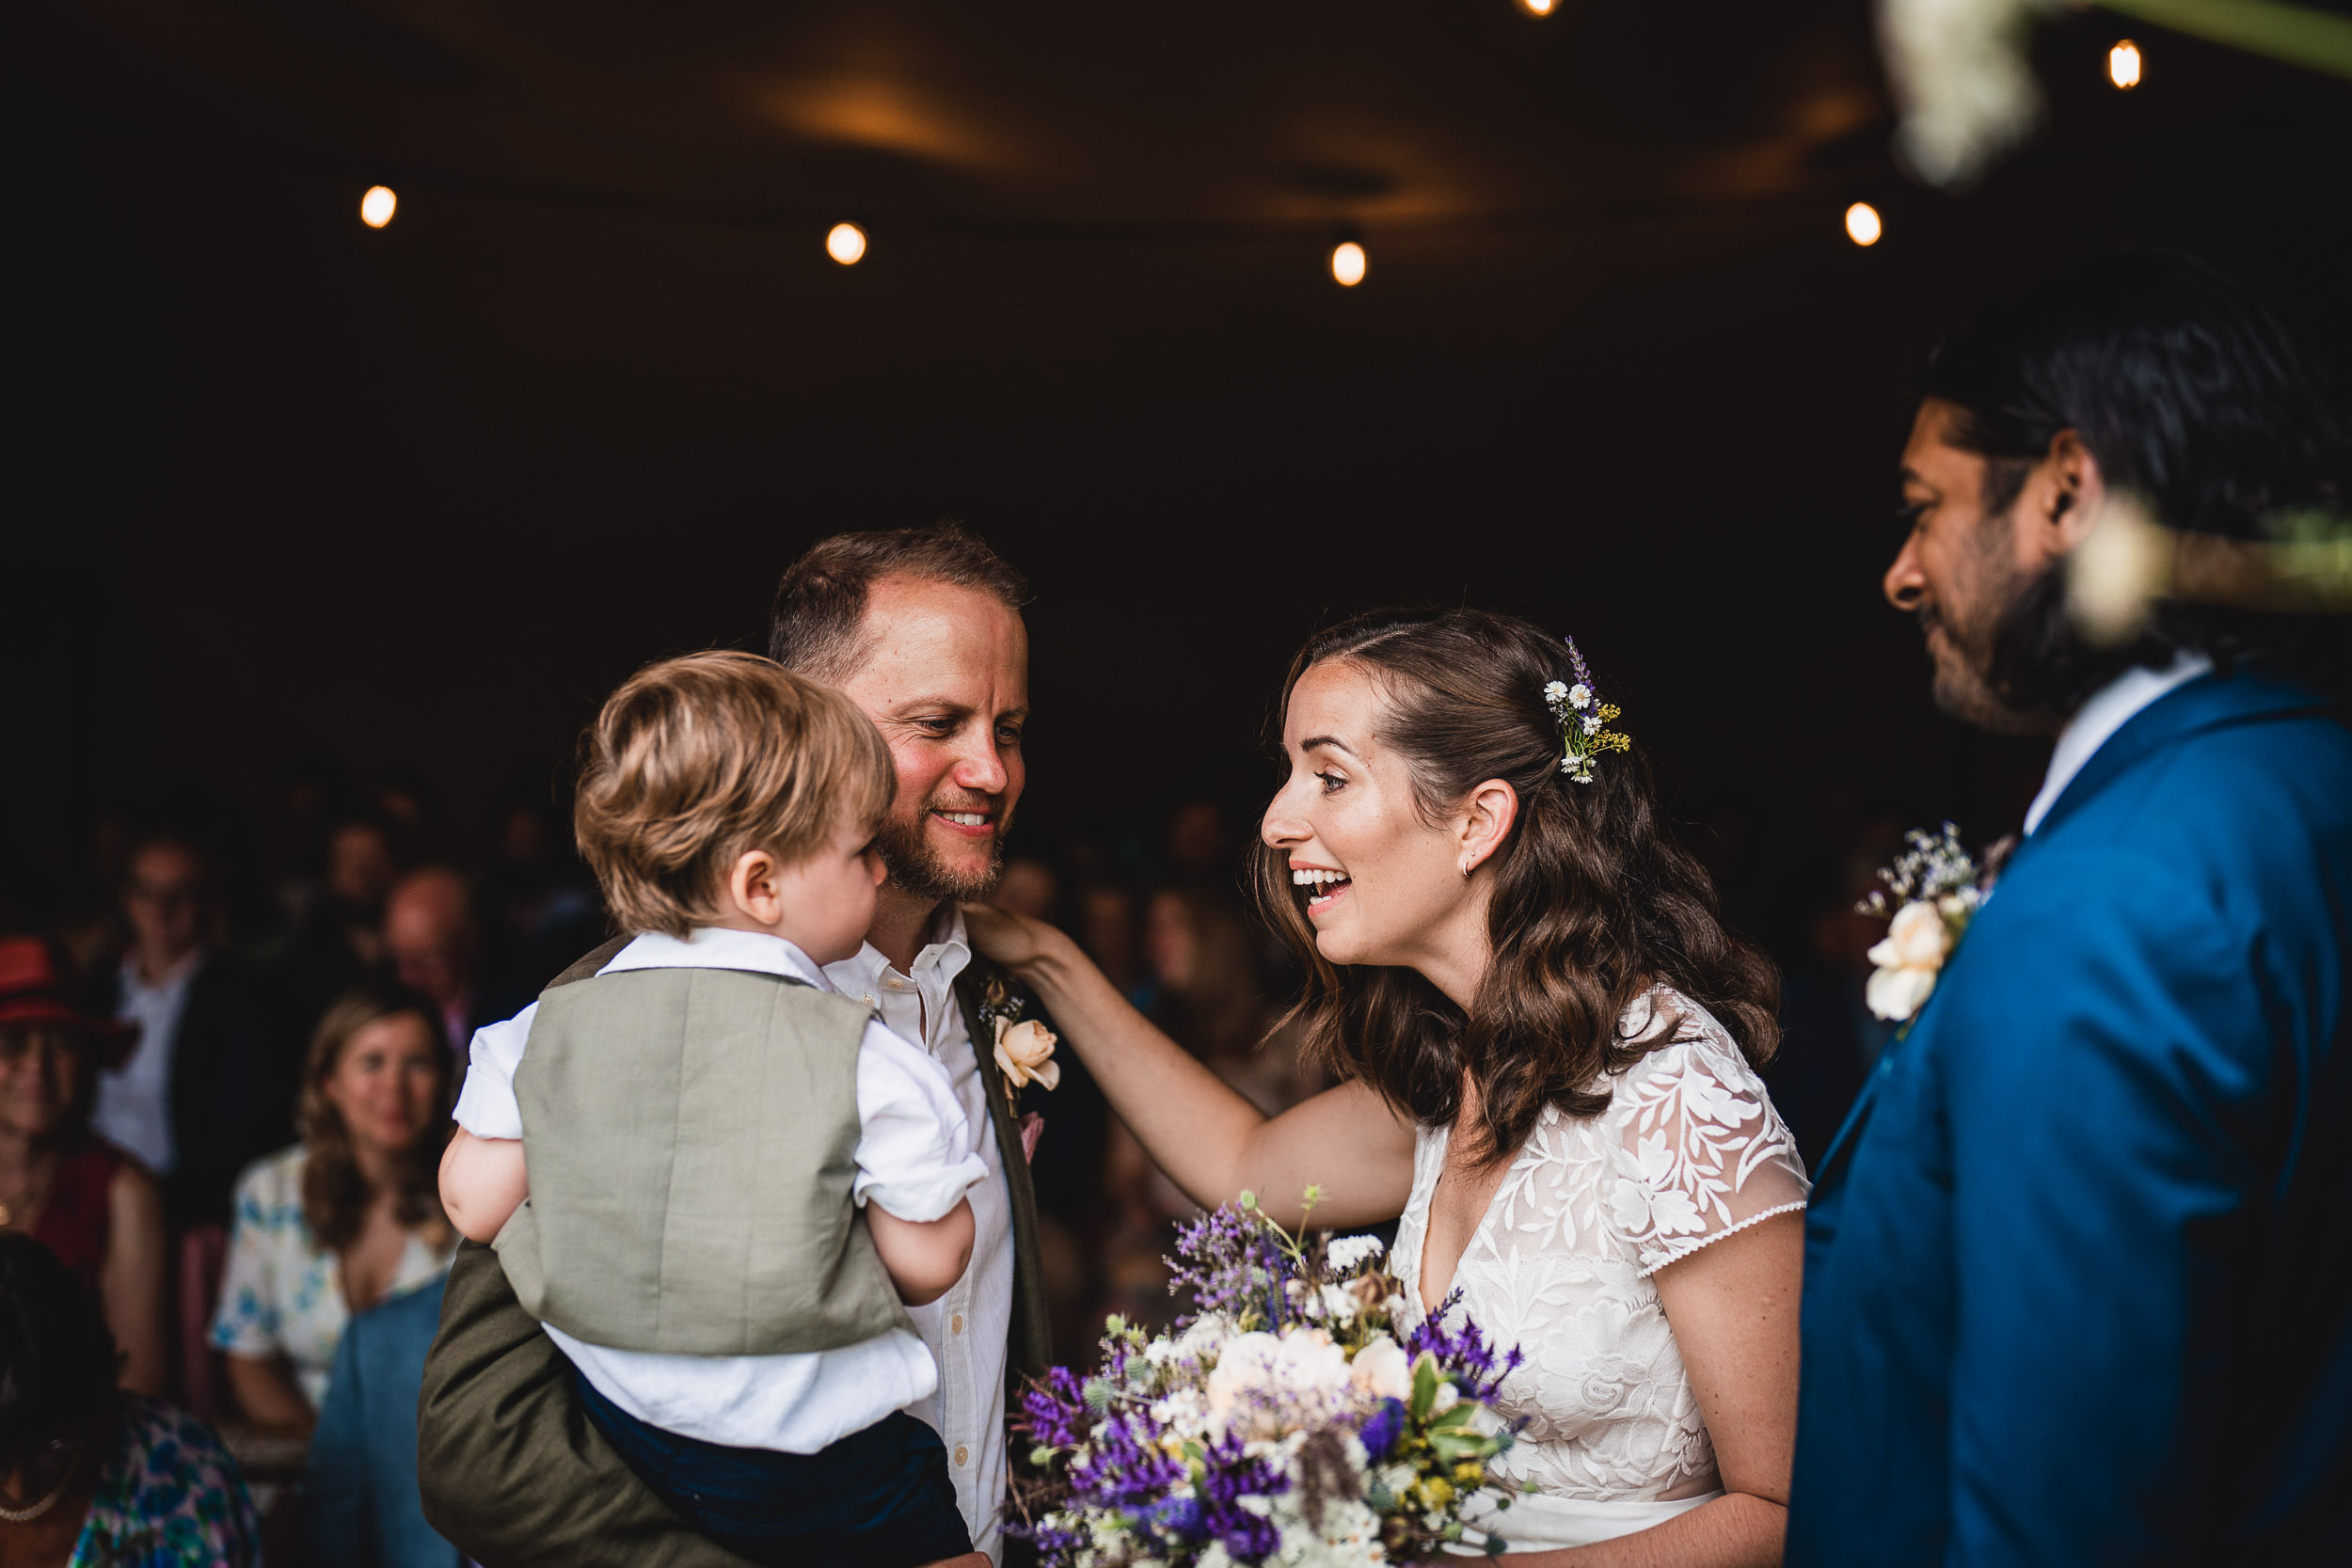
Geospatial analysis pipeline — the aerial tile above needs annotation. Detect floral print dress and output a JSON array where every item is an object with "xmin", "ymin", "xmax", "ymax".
[
  {"xmin": 69, "ymin": 1397, "xmax": 262, "ymax": 1567},
  {"xmin": 1390, "ymin": 990, "xmax": 1808, "ymax": 1550},
  {"xmin": 208, "ymin": 1144, "xmax": 454, "ymax": 1406}
]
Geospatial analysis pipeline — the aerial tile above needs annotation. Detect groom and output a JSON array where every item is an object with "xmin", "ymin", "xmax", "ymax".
[
  {"xmin": 1788, "ymin": 252, "xmax": 2352, "ymax": 1563},
  {"xmin": 417, "ymin": 522, "xmax": 1052, "ymax": 1566}
]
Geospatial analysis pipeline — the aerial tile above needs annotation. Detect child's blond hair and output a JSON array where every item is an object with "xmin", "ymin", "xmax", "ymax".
[{"xmin": 574, "ymin": 651, "xmax": 894, "ymax": 937}]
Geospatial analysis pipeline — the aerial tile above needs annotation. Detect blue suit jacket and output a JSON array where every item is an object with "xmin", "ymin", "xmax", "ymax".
[
  {"xmin": 1788, "ymin": 668, "xmax": 2352, "ymax": 1565},
  {"xmin": 308, "ymin": 1275, "xmax": 463, "ymax": 1568}
]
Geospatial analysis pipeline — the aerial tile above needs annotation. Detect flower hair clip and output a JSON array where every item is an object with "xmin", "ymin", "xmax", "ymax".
[{"xmin": 1542, "ymin": 638, "xmax": 1631, "ymax": 784}]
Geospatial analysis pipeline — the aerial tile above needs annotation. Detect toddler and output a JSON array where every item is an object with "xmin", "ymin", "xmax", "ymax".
[{"xmin": 439, "ymin": 650, "xmax": 984, "ymax": 1568}]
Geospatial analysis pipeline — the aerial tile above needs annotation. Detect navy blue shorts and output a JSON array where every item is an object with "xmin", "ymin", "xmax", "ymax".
[{"xmin": 576, "ymin": 1370, "xmax": 972, "ymax": 1567}]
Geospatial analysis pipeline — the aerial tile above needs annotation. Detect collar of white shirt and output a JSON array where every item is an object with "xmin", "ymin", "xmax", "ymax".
[
  {"xmin": 596, "ymin": 927, "xmax": 832, "ymax": 989},
  {"xmin": 2022, "ymin": 650, "xmax": 2215, "ymax": 837},
  {"xmin": 827, "ymin": 906, "xmax": 974, "ymax": 1010},
  {"xmin": 119, "ymin": 946, "xmax": 204, "ymax": 1001}
]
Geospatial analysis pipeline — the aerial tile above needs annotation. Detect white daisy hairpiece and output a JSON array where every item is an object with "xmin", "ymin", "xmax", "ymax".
[{"xmin": 1541, "ymin": 638, "xmax": 1630, "ymax": 784}]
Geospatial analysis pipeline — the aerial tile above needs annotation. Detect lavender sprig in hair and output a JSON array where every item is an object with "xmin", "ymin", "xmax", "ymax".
[{"xmin": 1541, "ymin": 637, "xmax": 1632, "ymax": 784}]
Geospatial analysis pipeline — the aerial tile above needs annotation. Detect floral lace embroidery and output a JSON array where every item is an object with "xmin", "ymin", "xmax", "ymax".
[{"xmin": 1391, "ymin": 990, "xmax": 1807, "ymax": 1503}]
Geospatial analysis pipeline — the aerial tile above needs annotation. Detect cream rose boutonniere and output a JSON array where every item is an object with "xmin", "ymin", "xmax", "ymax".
[
  {"xmin": 1859, "ymin": 823, "xmax": 1995, "ymax": 1025},
  {"xmin": 993, "ymin": 1015, "xmax": 1060, "ymax": 1092}
]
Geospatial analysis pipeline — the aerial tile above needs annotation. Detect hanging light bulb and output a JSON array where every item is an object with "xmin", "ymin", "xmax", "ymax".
[
  {"xmin": 359, "ymin": 185, "xmax": 397, "ymax": 229},
  {"xmin": 1518, "ymin": 0, "xmax": 1557, "ymax": 14},
  {"xmin": 826, "ymin": 222, "xmax": 868, "ymax": 265},
  {"xmin": 2108, "ymin": 40, "xmax": 2142, "ymax": 89},
  {"xmin": 1330, "ymin": 240, "xmax": 1368, "ymax": 287},
  {"xmin": 1844, "ymin": 201, "xmax": 1883, "ymax": 247}
]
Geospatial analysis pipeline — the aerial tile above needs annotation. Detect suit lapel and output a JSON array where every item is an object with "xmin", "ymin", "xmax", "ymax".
[
  {"xmin": 2020, "ymin": 666, "xmax": 2329, "ymax": 853},
  {"xmin": 955, "ymin": 961, "xmax": 1054, "ymax": 1387}
]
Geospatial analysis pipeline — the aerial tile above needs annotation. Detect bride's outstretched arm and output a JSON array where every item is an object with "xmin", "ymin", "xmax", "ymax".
[{"xmin": 964, "ymin": 904, "xmax": 1414, "ymax": 1230}]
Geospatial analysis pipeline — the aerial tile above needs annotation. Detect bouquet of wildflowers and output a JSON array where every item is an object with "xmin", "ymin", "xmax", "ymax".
[{"xmin": 1009, "ymin": 1189, "xmax": 1523, "ymax": 1565}]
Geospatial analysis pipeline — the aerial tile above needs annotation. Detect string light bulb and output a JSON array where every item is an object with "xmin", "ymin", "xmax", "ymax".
[
  {"xmin": 359, "ymin": 185, "xmax": 397, "ymax": 229},
  {"xmin": 2108, "ymin": 40, "xmax": 2142, "ymax": 89},
  {"xmin": 826, "ymin": 222, "xmax": 868, "ymax": 265},
  {"xmin": 1330, "ymin": 240, "xmax": 1368, "ymax": 287},
  {"xmin": 1844, "ymin": 201, "xmax": 1883, "ymax": 247},
  {"xmin": 1518, "ymin": 0, "xmax": 1557, "ymax": 14}
]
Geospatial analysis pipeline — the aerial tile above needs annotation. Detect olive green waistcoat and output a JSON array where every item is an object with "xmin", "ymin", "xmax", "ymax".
[{"xmin": 493, "ymin": 964, "xmax": 908, "ymax": 1356}]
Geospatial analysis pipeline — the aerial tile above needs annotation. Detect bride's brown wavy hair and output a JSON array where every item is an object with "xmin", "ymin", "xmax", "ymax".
[{"xmin": 1252, "ymin": 608, "xmax": 1780, "ymax": 1164}]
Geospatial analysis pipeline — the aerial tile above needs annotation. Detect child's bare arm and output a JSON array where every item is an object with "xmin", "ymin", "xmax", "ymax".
[
  {"xmin": 440, "ymin": 1129, "xmax": 530, "ymax": 1244},
  {"xmin": 866, "ymin": 1196, "xmax": 975, "ymax": 1307}
]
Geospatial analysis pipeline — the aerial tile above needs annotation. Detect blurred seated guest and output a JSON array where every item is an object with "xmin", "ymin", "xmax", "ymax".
[
  {"xmin": 0, "ymin": 939, "xmax": 167, "ymax": 1394},
  {"xmin": 88, "ymin": 834, "xmax": 284, "ymax": 1228},
  {"xmin": 307, "ymin": 1275, "xmax": 460, "ymax": 1568},
  {"xmin": 477, "ymin": 784, "xmax": 601, "ymax": 995},
  {"xmin": 1144, "ymin": 887, "xmax": 1272, "ymax": 1068},
  {"xmin": 272, "ymin": 812, "xmax": 402, "ymax": 1057},
  {"xmin": 261, "ymin": 752, "xmax": 353, "ymax": 931},
  {"xmin": 1096, "ymin": 889, "xmax": 1322, "ymax": 1334},
  {"xmin": 1163, "ymin": 799, "xmax": 1236, "ymax": 887},
  {"xmin": 382, "ymin": 868, "xmax": 531, "ymax": 1058},
  {"xmin": 0, "ymin": 1231, "xmax": 261, "ymax": 1566},
  {"xmin": 212, "ymin": 982, "xmax": 456, "ymax": 1432},
  {"xmin": 989, "ymin": 856, "xmax": 1060, "ymax": 921},
  {"xmin": 372, "ymin": 768, "xmax": 449, "ymax": 867},
  {"xmin": 1078, "ymin": 880, "xmax": 1153, "ymax": 1011}
]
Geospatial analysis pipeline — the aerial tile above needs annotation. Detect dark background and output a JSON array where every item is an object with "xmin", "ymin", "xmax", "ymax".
[{"xmin": 9, "ymin": 0, "xmax": 2351, "ymax": 962}]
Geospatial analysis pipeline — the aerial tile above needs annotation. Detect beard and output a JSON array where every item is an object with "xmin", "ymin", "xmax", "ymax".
[
  {"xmin": 873, "ymin": 796, "xmax": 1009, "ymax": 904},
  {"xmin": 1922, "ymin": 553, "xmax": 2138, "ymax": 734}
]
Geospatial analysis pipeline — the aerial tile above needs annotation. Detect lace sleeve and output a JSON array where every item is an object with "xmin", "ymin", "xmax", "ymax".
[{"xmin": 1603, "ymin": 1009, "xmax": 1809, "ymax": 1276}]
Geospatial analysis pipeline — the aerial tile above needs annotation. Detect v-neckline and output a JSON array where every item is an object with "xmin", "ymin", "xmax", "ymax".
[{"xmin": 1413, "ymin": 1121, "xmax": 1524, "ymax": 1317}]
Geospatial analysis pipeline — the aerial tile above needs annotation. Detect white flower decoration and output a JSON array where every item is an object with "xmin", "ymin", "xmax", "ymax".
[
  {"xmin": 1865, "ymin": 900, "xmax": 1954, "ymax": 1022},
  {"xmin": 1568, "ymin": 683, "xmax": 1592, "ymax": 709}
]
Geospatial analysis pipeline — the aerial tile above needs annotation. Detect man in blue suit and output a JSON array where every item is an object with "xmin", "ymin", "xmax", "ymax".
[{"xmin": 1789, "ymin": 252, "xmax": 2352, "ymax": 1564}]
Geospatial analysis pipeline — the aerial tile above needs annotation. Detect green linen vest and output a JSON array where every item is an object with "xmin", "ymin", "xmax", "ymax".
[{"xmin": 492, "ymin": 963, "xmax": 909, "ymax": 1356}]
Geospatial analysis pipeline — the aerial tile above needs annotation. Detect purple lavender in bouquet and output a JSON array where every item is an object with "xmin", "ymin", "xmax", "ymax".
[{"xmin": 1007, "ymin": 1188, "xmax": 1524, "ymax": 1565}]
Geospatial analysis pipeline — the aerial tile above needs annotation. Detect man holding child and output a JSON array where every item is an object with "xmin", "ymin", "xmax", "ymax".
[{"xmin": 418, "ymin": 525, "xmax": 1050, "ymax": 1567}]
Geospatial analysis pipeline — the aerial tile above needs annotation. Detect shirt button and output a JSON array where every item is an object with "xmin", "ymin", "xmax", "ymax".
[
  {"xmin": 859, "ymin": 994, "xmax": 877, "ymax": 1006},
  {"xmin": 885, "ymin": 976, "xmax": 908, "ymax": 990},
  {"xmin": 953, "ymin": 1445, "xmax": 969, "ymax": 1466},
  {"xmin": 951, "ymin": 1313, "xmax": 963, "ymax": 1334}
]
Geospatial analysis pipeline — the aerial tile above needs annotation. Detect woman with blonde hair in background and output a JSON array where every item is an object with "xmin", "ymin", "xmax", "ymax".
[{"xmin": 211, "ymin": 980, "xmax": 456, "ymax": 1431}]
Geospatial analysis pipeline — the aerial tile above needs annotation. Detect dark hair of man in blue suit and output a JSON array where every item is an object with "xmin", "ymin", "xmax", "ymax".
[{"xmin": 1897, "ymin": 248, "xmax": 2342, "ymax": 730}]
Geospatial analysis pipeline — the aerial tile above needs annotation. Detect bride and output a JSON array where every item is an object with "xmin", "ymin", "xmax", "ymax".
[{"xmin": 968, "ymin": 607, "xmax": 1805, "ymax": 1564}]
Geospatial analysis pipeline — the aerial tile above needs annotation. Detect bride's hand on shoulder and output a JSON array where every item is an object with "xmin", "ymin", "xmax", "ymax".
[{"xmin": 959, "ymin": 901, "xmax": 1069, "ymax": 976}]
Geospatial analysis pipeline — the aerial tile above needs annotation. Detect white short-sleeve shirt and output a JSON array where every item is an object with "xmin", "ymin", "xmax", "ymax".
[{"xmin": 451, "ymin": 927, "xmax": 986, "ymax": 1453}]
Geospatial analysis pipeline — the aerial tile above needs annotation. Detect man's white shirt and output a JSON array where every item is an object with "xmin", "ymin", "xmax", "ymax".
[
  {"xmin": 450, "ymin": 927, "xmax": 985, "ymax": 1465},
  {"xmin": 826, "ymin": 908, "xmax": 1015, "ymax": 1562},
  {"xmin": 98, "ymin": 949, "xmax": 203, "ymax": 1174}
]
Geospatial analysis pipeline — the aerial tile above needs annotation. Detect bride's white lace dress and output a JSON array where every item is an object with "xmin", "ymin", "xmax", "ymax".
[{"xmin": 1390, "ymin": 989, "xmax": 1808, "ymax": 1552}]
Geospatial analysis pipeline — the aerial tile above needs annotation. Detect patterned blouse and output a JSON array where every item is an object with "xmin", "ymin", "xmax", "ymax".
[
  {"xmin": 208, "ymin": 1144, "xmax": 455, "ymax": 1407},
  {"xmin": 69, "ymin": 1397, "xmax": 261, "ymax": 1567}
]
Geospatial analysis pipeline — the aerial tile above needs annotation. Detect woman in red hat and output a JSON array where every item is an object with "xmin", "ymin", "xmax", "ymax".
[{"xmin": 0, "ymin": 937, "xmax": 167, "ymax": 1395}]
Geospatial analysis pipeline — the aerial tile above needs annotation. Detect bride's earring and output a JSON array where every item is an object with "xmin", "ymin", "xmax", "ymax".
[{"xmin": 1459, "ymin": 857, "xmax": 1475, "ymax": 878}]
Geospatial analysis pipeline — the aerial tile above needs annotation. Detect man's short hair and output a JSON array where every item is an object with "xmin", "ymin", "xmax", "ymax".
[
  {"xmin": 767, "ymin": 521, "xmax": 1030, "ymax": 681},
  {"xmin": 573, "ymin": 651, "xmax": 895, "ymax": 938}
]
